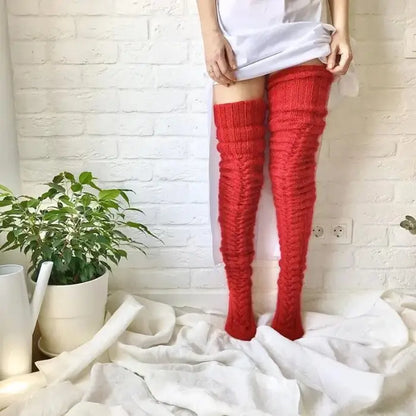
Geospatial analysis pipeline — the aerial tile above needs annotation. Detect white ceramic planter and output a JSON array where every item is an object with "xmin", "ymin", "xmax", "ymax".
[{"xmin": 30, "ymin": 269, "xmax": 109, "ymax": 356}]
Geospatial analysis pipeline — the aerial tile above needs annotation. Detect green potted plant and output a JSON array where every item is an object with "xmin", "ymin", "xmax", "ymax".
[{"xmin": 0, "ymin": 171, "xmax": 163, "ymax": 355}]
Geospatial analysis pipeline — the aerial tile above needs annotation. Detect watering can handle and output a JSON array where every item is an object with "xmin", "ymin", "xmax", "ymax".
[{"xmin": 30, "ymin": 261, "xmax": 53, "ymax": 334}]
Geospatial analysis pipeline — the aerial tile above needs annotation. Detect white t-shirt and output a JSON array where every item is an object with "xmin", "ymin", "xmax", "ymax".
[{"xmin": 206, "ymin": 0, "xmax": 359, "ymax": 266}]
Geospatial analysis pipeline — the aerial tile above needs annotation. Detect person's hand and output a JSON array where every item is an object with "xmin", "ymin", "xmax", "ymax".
[
  {"xmin": 326, "ymin": 30, "xmax": 353, "ymax": 75},
  {"xmin": 202, "ymin": 30, "xmax": 237, "ymax": 86}
]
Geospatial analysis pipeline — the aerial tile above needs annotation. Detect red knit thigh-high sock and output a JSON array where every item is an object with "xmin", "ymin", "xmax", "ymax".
[
  {"xmin": 266, "ymin": 65, "xmax": 334, "ymax": 340},
  {"xmin": 213, "ymin": 97, "xmax": 267, "ymax": 341}
]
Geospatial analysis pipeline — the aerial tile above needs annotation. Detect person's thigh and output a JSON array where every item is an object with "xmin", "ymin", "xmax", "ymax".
[
  {"xmin": 268, "ymin": 57, "xmax": 325, "ymax": 77},
  {"xmin": 213, "ymin": 76, "xmax": 266, "ymax": 105}
]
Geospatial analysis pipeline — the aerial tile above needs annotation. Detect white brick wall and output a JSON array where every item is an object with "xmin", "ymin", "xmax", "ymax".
[{"xmin": 5, "ymin": 0, "xmax": 416, "ymax": 303}]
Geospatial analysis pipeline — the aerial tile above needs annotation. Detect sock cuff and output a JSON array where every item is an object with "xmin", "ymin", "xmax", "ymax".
[
  {"xmin": 266, "ymin": 64, "xmax": 334, "ymax": 91},
  {"xmin": 267, "ymin": 65, "xmax": 333, "ymax": 116},
  {"xmin": 213, "ymin": 97, "xmax": 266, "ymax": 128}
]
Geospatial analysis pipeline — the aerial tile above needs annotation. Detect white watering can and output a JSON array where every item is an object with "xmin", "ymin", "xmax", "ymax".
[{"xmin": 0, "ymin": 261, "xmax": 53, "ymax": 380}]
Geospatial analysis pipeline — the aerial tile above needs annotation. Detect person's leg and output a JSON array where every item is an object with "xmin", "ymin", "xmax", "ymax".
[
  {"xmin": 266, "ymin": 60, "xmax": 334, "ymax": 340},
  {"xmin": 213, "ymin": 76, "xmax": 266, "ymax": 341}
]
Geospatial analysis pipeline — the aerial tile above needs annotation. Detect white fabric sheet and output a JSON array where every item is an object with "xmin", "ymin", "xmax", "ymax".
[
  {"xmin": 207, "ymin": 0, "xmax": 360, "ymax": 266},
  {"xmin": 2, "ymin": 289, "xmax": 416, "ymax": 416}
]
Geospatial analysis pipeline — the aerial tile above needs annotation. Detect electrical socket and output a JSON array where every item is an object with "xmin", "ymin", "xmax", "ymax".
[
  {"xmin": 312, "ymin": 225, "xmax": 324, "ymax": 238},
  {"xmin": 332, "ymin": 225, "xmax": 346, "ymax": 239},
  {"xmin": 405, "ymin": 28, "xmax": 416, "ymax": 59},
  {"xmin": 310, "ymin": 218, "xmax": 352, "ymax": 245}
]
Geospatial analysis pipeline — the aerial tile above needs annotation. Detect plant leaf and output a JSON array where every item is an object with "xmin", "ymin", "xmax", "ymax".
[
  {"xmin": 0, "ymin": 184, "xmax": 13, "ymax": 194},
  {"xmin": 99, "ymin": 189, "xmax": 120, "ymax": 201},
  {"xmin": 79, "ymin": 172, "xmax": 93, "ymax": 184},
  {"xmin": 71, "ymin": 183, "xmax": 82, "ymax": 192}
]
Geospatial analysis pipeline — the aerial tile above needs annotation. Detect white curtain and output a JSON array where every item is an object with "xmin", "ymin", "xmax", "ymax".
[
  {"xmin": 0, "ymin": 0, "xmax": 20, "ymax": 194},
  {"xmin": 0, "ymin": 0, "xmax": 21, "ymax": 265}
]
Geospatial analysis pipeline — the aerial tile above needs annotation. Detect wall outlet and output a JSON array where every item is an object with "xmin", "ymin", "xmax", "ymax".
[
  {"xmin": 312, "ymin": 225, "xmax": 324, "ymax": 238},
  {"xmin": 405, "ymin": 28, "xmax": 416, "ymax": 58},
  {"xmin": 310, "ymin": 218, "xmax": 353, "ymax": 245}
]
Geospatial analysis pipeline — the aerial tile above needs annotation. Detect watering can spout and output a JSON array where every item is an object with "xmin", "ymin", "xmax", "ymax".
[{"xmin": 30, "ymin": 261, "xmax": 53, "ymax": 333}]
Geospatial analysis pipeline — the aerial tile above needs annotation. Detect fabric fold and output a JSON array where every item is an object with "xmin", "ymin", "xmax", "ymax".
[{"xmin": 3, "ymin": 289, "xmax": 416, "ymax": 415}]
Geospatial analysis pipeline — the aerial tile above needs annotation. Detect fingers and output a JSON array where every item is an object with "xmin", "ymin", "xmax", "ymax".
[
  {"xmin": 326, "ymin": 44, "xmax": 338, "ymax": 71},
  {"xmin": 217, "ymin": 56, "xmax": 236, "ymax": 83},
  {"xmin": 332, "ymin": 49, "xmax": 353, "ymax": 75},
  {"xmin": 207, "ymin": 45, "xmax": 237, "ymax": 86},
  {"xmin": 326, "ymin": 41, "xmax": 353, "ymax": 75},
  {"xmin": 211, "ymin": 62, "xmax": 234, "ymax": 86},
  {"xmin": 225, "ymin": 43, "xmax": 237, "ymax": 71}
]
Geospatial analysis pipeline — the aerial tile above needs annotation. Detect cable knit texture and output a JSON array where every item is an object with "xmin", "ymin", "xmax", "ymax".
[
  {"xmin": 213, "ymin": 97, "xmax": 267, "ymax": 341},
  {"xmin": 267, "ymin": 64, "xmax": 334, "ymax": 340}
]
